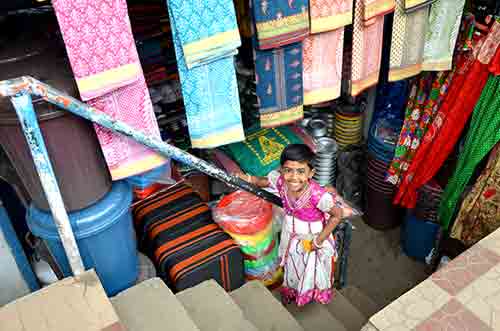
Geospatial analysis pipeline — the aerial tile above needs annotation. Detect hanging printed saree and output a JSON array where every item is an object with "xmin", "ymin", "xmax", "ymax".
[
  {"xmin": 303, "ymin": 29, "xmax": 344, "ymax": 105},
  {"xmin": 450, "ymin": 143, "xmax": 500, "ymax": 247},
  {"xmin": 303, "ymin": 0, "xmax": 349, "ymax": 105},
  {"xmin": 350, "ymin": 0, "xmax": 386, "ymax": 96},
  {"xmin": 167, "ymin": 0, "xmax": 245, "ymax": 148},
  {"xmin": 439, "ymin": 74, "xmax": 500, "ymax": 230},
  {"xmin": 52, "ymin": 0, "xmax": 166, "ymax": 180},
  {"xmin": 385, "ymin": 70, "xmax": 454, "ymax": 185},
  {"xmin": 394, "ymin": 22, "xmax": 500, "ymax": 209},
  {"xmin": 309, "ymin": 0, "xmax": 353, "ymax": 33},
  {"xmin": 252, "ymin": 0, "xmax": 309, "ymax": 50},
  {"xmin": 422, "ymin": 0, "xmax": 467, "ymax": 71},
  {"xmin": 362, "ymin": 0, "xmax": 396, "ymax": 24},
  {"xmin": 388, "ymin": 0, "xmax": 430, "ymax": 82},
  {"xmin": 255, "ymin": 43, "xmax": 305, "ymax": 127}
]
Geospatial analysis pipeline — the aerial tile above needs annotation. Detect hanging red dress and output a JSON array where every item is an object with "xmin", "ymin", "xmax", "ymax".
[{"xmin": 394, "ymin": 22, "xmax": 500, "ymax": 209}]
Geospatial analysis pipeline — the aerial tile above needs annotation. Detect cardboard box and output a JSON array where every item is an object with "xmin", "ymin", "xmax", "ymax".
[{"xmin": 0, "ymin": 270, "xmax": 125, "ymax": 331}]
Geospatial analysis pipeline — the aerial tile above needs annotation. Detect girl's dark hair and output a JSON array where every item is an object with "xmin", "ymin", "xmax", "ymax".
[{"xmin": 280, "ymin": 144, "xmax": 315, "ymax": 169}]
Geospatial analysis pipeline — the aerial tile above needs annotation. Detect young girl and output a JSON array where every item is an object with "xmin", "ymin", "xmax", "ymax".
[{"xmin": 238, "ymin": 144, "xmax": 354, "ymax": 306}]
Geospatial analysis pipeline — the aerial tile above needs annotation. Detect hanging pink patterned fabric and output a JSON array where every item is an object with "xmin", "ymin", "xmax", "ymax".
[
  {"xmin": 350, "ymin": 0, "xmax": 385, "ymax": 96},
  {"xmin": 309, "ymin": 0, "xmax": 353, "ymax": 33},
  {"xmin": 88, "ymin": 76, "xmax": 165, "ymax": 180},
  {"xmin": 303, "ymin": 29, "xmax": 344, "ymax": 105},
  {"xmin": 53, "ymin": 0, "xmax": 166, "ymax": 180}
]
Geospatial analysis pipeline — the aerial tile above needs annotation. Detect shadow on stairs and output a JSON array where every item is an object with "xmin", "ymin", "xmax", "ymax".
[{"xmin": 112, "ymin": 278, "xmax": 381, "ymax": 331}]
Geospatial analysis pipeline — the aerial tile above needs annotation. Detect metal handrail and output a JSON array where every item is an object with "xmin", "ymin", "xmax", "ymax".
[{"xmin": 0, "ymin": 76, "xmax": 282, "ymax": 276}]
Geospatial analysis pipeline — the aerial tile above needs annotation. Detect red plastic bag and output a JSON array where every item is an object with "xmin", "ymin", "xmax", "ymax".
[{"xmin": 213, "ymin": 190, "xmax": 273, "ymax": 235}]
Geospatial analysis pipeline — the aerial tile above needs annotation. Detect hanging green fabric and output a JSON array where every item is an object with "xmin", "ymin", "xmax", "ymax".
[{"xmin": 439, "ymin": 74, "xmax": 500, "ymax": 230}]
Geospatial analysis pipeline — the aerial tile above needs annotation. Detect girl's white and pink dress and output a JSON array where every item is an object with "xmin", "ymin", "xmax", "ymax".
[{"xmin": 268, "ymin": 170, "xmax": 338, "ymax": 306}]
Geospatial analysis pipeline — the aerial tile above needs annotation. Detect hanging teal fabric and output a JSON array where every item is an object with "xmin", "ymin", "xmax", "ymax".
[
  {"xmin": 439, "ymin": 75, "xmax": 500, "ymax": 230},
  {"xmin": 166, "ymin": 0, "xmax": 245, "ymax": 148}
]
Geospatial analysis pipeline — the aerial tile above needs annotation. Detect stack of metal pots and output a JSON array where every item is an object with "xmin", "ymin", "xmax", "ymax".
[{"xmin": 312, "ymin": 137, "xmax": 338, "ymax": 187}]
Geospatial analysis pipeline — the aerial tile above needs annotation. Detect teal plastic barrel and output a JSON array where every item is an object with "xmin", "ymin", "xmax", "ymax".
[{"xmin": 26, "ymin": 181, "xmax": 138, "ymax": 295}]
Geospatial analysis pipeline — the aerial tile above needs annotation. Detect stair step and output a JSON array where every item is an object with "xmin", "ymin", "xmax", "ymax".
[
  {"xmin": 324, "ymin": 290, "xmax": 368, "ymax": 331},
  {"xmin": 340, "ymin": 286, "xmax": 379, "ymax": 318},
  {"xmin": 111, "ymin": 278, "xmax": 200, "ymax": 331},
  {"xmin": 176, "ymin": 280, "xmax": 258, "ymax": 331},
  {"xmin": 230, "ymin": 281, "xmax": 304, "ymax": 331},
  {"xmin": 285, "ymin": 302, "xmax": 348, "ymax": 331}
]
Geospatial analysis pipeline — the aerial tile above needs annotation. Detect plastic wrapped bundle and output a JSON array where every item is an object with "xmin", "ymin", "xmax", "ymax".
[{"xmin": 213, "ymin": 190, "xmax": 281, "ymax": 286}]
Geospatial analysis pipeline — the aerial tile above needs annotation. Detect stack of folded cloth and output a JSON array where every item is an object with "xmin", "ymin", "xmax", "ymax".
[{"xmin": 213, "ymin": 190, "xmax": 283, "ymax": 289}]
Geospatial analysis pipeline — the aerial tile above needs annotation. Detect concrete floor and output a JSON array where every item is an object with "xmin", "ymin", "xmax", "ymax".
[{"xmin": 346, "ymin": 217, "xmax": 429, "ymax": 311}]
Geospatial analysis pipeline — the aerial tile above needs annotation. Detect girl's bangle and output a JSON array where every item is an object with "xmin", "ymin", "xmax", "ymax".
[{"xmin": 313, "ymin": 237, "xmax": 322, "ymax": 249}]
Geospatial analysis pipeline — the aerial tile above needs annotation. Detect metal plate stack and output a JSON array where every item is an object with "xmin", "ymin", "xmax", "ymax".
[
  {"xmin": 334, "ymin": 103, "xmax": 365, "ymax": 149},
  {"xmin": 304, "ymin": 104, "xmax": 335, "ymax": 137},
  {"xmin": 312, "ymin": 137, "xmax": 338, "ymax": 187}
]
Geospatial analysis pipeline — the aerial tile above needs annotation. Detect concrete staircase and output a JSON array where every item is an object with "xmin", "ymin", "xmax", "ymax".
[{"xmin": 111, "ymin": 278, "xmax": 379, "ymax": 331}]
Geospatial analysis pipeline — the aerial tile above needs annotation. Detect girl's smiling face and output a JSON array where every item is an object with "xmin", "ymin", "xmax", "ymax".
[{"xmin": 281, "ymin": 160, "xmax": 315, "ymax": 194}]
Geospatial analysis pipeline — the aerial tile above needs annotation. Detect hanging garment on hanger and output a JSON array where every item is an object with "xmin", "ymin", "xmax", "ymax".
[
  {"xmin": 385, "ymin": 70, "xmax": 455, "ymax": 185},
  {"xmin": 167, "ymin": 0, "xmax": 245, "ymax": 148},
  {"xmin": 350, "ymin": 0, "xmax": 386, "ymax": 96},
  {"xmin": 52, "ymin": 0, "xmax": 166, "ymax": 180},
  {"xmin": 362, "ymin": 0, "xmax": 396, "ymax": 24},
  {"xmin": 309, "ymin": 0, "xmax": 353, "ymax": 33},
  {"xmin": 388, "ymin": 0, "xmax": 430, "ymax": 81},
  {"xmin": 422, "ymin": 0, "xmax": 467, "ymax": 71},
  {"xmin": 393, "ymin": 21, "xmax": 500, "ymax": 209},
  {"xmin": 450, "ymin": 143, "xmax": 500, "ymax": 246},
  {"xmin": 255, "ymin": 42, "xmax": 305, "ymax": 127},
  {"xmin": 252, "ymin": 0, "xmax": 309, "ymax": 50},
  {"xmin": 439, "ymin": 73, "xmax": 500, "ymax": 230}
]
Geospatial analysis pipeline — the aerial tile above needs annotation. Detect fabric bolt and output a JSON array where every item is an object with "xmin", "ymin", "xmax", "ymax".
[
  {"xmin": 439, "ymin": 75, "xmax": 500, "ymax": 230},
  {"xmin": 53, "ymin": 0, "xmax": 166, "ymax": 179},
  {"xmin": 394, "ymin": 22, "xmax": 500, "ymax": 209},
  {"xmin": 350, "ymin": 0, "xmax": 385, "ymax": 96},
  {"xmin": 166, "ymin": 0, "xmax": 241, "ymax": 69},
  {"xmin": 52, "ymin": 0, "xmax": 142, "ymax": 100},
  {"xmin": 422, "ymin": 0, "xmax": 466, "ymax": 71},
  {"xmin": 255, "ymin": 42, "xmax": 304, "ymax": 127},
  {"xmin": 362, "ymin": 0, "xmax": 396, "ymax": 24},
  {"xmin": 309, "ymin": 0, "xmax": 353, "ymax": 33},
  {"xmin": 252, "ymin": 0, "xmax": 309, "ymax": 50},
  {"xmin": 386, "ymin": 70, "xmax": 454, "ymax": 185},
  {"xmin": 303, "ymin": 28, "xmax": 344, "ymax": 105},
  {"xmin": 388, "ymin": 0, "xmax": 430, "ymax": 82},
  {"xmin": 450, "ymin": 143, "xmax": 500, "ymax": 247},
  {"xmin": 166, "ymin": 0, "xmax": 245, "ymax": 149}
]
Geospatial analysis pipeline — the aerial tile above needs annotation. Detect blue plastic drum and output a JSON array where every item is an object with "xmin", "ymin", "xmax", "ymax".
[{"xmin": 27, "ymin": 181, "xmax": 138, "ymax": 296}]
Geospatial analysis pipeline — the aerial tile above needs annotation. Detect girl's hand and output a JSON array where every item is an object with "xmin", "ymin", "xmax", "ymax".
[{"xmin": 329, "ymin": 206, "xmax": 343, "ymax": 220}]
